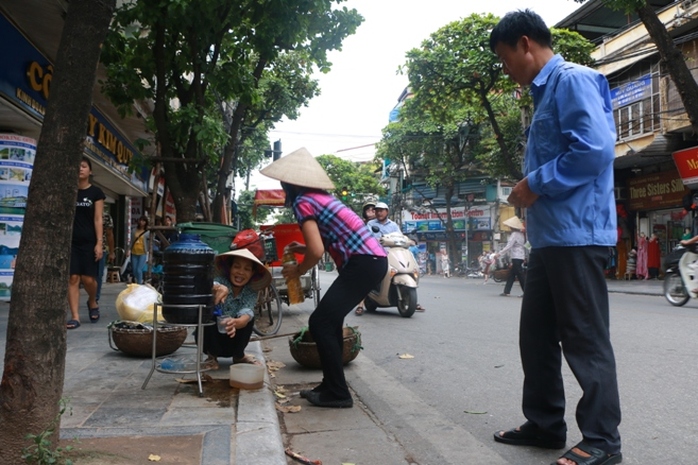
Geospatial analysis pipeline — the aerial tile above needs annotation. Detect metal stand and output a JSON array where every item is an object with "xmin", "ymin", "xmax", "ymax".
[{"xmin": 141, "ymin": 303, "xmax": 214, "ymax": 397}]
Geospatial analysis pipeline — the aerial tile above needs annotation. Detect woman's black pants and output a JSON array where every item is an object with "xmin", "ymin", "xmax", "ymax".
[{"xmin": 308, "ymin": 255, "xmax": 387, "ymax": 399}]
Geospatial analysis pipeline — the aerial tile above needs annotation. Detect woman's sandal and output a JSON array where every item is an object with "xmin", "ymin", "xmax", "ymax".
[
  {"xmin": 355, "ymin": 306, "xmax": 365, "ymax": 316},
  {"xmin": 204, "ymin": 355, "xmax": 219, "ymax": 370},
  {"xmin": 88, "ymin": 307, "xmax": 100, "ymax": 323},
  {"xmin": 233, "ymin": 355, "xmax": 262, "ymax": 366}
]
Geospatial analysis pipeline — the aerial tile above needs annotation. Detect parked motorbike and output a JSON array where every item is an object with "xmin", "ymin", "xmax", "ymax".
[
  {"xmin": 364, "ymin": 230, "xmax": 420, "ymax": 318},
  {"xmin": 455, "ymin": 260, "xmax": 484, "ymax": 278},
  {"xmin": 663, "ymin": 243, "xmax": 698, "ymax": 306}
]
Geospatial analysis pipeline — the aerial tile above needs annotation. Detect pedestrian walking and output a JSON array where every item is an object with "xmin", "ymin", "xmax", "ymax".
[
  {"xmin": 67, "ymin": 157, "xmax": 104, "ymax": 329},
  {"xmin": 440, "ymin": 251, "xmax": 450, "ymax": 278},
  {"xmin": 494, "ymin": 216, "xmax": 526, "ymax": 296},
  {"xmin": 490, "ymin": 10, "xmax": 621, "ymax": 465}
]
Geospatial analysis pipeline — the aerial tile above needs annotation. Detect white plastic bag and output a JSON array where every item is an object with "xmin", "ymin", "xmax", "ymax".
[{"xmin": 115, "ymin": 283, "xmax": 163, "ymax": 323}]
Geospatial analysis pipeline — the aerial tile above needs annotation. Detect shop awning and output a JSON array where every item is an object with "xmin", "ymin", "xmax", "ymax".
[{"xmin": 253, "ymin": 189, "xmax": 285, "ymax": 216}]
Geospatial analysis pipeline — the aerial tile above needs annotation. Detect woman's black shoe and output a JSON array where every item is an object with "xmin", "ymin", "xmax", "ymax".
[
  {"xmin": 299, "ymin": 383, "xmax": 327, "ymax": 399},
  {"xmin": 305, "ymin": 391, "xmax": 353, "ymax": 408}
]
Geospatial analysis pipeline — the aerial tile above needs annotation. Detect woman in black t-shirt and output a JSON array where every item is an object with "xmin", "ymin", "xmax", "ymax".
[{"xmin": 67, "ymin": 157, "xmax": 105, "ymax": 329}]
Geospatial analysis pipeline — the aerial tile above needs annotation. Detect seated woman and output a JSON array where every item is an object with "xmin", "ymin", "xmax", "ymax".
[{"xmin": 197, "ymin": 248, "xmax": 271, "ymax": 369}]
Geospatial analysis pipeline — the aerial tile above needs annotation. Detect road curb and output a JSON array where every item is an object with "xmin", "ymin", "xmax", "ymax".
[{"xmin": 234, "ymin": 341, "xmax": 286, "ymax": 465}]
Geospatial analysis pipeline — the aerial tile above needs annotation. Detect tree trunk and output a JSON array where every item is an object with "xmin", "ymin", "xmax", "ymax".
[
  {"xmin": 636, "ymin": 1, "xmax": 698, "ymax": 133},
  {"xmin": 0, "ymin": 0, "xmax": 115, "ymax": 461}
]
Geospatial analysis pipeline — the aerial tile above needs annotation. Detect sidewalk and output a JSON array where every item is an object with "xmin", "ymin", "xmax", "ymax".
[
  {"xmin": 0, "ymin": 276, "xmax": 663, "ymax": 464},
  {"xmin": 0, "ymin": 282, "xmax": 286, "ymax": 465},
  {"xmin": 605, "ymin": 276, "xmax": 664, "ymax": 296}
]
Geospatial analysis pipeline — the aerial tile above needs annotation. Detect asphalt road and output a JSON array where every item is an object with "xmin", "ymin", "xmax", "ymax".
[{"xmin": 299, "ymin": 272, "xmax": 698, "ymax": 465}]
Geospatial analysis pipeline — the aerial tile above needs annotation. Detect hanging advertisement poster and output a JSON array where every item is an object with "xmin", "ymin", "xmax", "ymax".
[
  {"xmin": 0, "ymin": 134, "xmax": 34, "ymax": 212},
  {"xmin": 0, "ymin": 214, "xmax": 23, "ymax": 299},
  {"xmin": 0, "ymin": 134, "xmax": 34, "ymax": 300}
]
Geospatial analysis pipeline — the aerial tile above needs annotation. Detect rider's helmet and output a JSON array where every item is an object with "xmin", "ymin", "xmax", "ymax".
[
  {"xmin": 374, "ymin": 201, "xmax": 389, "ymax": 210},
  {"xmin": 362, "ymin": 200, "xmax": 376, "ymax": 221}
]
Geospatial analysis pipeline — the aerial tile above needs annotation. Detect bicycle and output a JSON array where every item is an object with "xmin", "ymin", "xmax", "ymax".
[{"xmin": 246, "ymin": 230, "xmax": 283, "ymax": 337}]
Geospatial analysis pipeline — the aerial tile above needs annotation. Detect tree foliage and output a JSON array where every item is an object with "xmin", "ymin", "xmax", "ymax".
[
  {"xmin": 398, "ymin": 13, "xmax": 595, "ymax": 182},
  {"xmin": 101, "ymin": 0, "xmax": 363, "ymax": 222},
  {"xmin": 379, "ymin": 13, "xmax": 593, "ymax": 261},
  {"xmin": 316, "ymin": 154, "xmax": 385, "ymax": 212}
]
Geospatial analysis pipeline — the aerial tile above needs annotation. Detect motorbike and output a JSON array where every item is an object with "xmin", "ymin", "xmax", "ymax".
[
  {"xmin": 455, "ymin": 260, "xmax": 484, "ymax": 278},
  {"xmin": 364, "ymin": 230, "xmax": 420, "ymax": 318},
  {"xmin": 663, "ymin": 243, "xmax": 698, "ymax": 306}
]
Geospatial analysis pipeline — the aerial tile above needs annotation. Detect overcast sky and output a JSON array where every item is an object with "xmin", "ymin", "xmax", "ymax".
[{"xmin": 247, "ymin": 0, "xmax": 581, "ymax": 191}]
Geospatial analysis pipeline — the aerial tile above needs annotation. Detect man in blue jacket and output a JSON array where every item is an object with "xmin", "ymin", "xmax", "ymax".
[{"xmin": 489, "ymin": 10, "xmax": 621, "ymax": 465}]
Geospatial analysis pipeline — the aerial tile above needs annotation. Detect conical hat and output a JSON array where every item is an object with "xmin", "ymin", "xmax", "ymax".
[
  {"xmin": 260, "ymin": 147, "xmax": 335, "ymax": 190},
  {"xmin": 214, "ymin": 248, "xmax": 271, "ymax": 292},
  {"xmin": 503, "ymin": 216, "xmax": 524, "ymax": 230}
]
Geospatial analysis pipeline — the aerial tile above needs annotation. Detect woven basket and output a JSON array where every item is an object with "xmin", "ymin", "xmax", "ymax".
[
  {"xmin": 288, "ymin": 326, "xmax": 361, "ymax": 369},
  {"xmin": 108, "ymin": 321, "xmax": 187, "ymax": 358}
]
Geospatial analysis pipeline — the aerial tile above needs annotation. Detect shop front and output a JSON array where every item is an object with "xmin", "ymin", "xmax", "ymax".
[
  {"xmin": 626, "ymin": 169, "xmax": 692, "ymax": 258},
  {"xmin": 0, "ymin": 9, "xmax": 150, "ymax": 298},
  {"xmin": 401, "ymin": 205, "xmax": 493, "ymax": 271}
]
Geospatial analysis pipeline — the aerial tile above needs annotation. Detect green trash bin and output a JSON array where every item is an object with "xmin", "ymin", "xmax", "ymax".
[{"xmin": 176, "ymin": 222, "xmax": 238, "ymax": 254}]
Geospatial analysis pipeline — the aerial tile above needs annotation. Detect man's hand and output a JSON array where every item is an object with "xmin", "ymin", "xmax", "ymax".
[{"xmin": 508, "ymin": 177, "xmax": 539, "ymax": 209}]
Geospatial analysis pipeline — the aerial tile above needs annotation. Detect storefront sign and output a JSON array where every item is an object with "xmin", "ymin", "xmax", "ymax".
[
  {"xmin": 626, "ymin": 170, "xmax": 689, "ymax": 211},
  {"xmin": 401, "ymin": 206, "xmax": 491, "ymax": 234},
  {"xmin": 0, "ymin": 12, "xmax": 147, "ymax": 193},
  {"xmin": 610, "ymin": 74, "xmax": 652, "ymax": 108},
  {"xmin": 672, "ymin": 146, "xmax": 698, "ymax": 186}
]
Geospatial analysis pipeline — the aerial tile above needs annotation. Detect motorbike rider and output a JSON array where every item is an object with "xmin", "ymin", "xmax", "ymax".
[
  {"xmin": 364, "ymin": 202, "xmax": 425, "ymax": 312},
  {"xmin": 362, "ymin": 201, "xmax": 376, "ymax": 223},
  {"xmin": 366, "ymin": 202, "xmax": 399, "ymax": 237}
]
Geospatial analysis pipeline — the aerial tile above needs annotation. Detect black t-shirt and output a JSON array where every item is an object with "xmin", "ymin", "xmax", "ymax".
[{"xmin": 73, "ymin": 184, "xmax": 106, "ymax": 244}]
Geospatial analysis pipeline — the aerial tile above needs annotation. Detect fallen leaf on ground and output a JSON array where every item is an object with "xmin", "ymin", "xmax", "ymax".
[
  {"xmin": 148, "ymin": 454, "xmax": 161, "ymax": 461},
  {"xmin": 464, "ymin": 410, "xmax": 487, "ymax": 414},
  {"xmin": 398, "ymin": 353, "xmax": 415, "ymax": 359},
  {"xmin": 276, "ymin": 403, "xmax": 302, "ymax": 413},
  {"xmin": 267, "ymin": 360, "xmax": 286, "ymax": 371},
  {"xmin": 175, "ymin": 374, "xmax": 212, "ymax": 384},
  {"xmin": 274, "ymin": 389, "xmax": 287, "ymax": 399}
]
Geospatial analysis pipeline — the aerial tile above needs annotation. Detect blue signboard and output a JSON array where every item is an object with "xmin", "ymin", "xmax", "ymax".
[
  {"xmin": 610, "ymin": 74, "xmax": 652, "ymax": 108},
  {"xmin": 0, "ymin": 12, "xmax": 147, "ymax": 192}
]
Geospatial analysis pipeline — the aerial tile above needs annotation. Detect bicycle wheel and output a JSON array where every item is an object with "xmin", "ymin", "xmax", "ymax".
[{"xmin": 253, "ymin": 283, "xmax": 283, "ymax": 336}]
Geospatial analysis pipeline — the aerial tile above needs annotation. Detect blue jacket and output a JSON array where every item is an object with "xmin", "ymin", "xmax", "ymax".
[{"xmin": 525, "ymin": 55, "xmax": 617, "ymax": 248}]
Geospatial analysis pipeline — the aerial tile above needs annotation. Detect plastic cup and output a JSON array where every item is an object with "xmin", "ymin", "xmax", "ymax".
[{"xmin": 216, "ymin": 315, "xmax": 230, "ymax": 334}]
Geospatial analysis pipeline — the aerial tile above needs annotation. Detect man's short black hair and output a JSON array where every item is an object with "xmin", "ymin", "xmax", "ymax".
[{"xmin": 489, "ymin": 9, "xmax": 552, "ymax": 52}]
